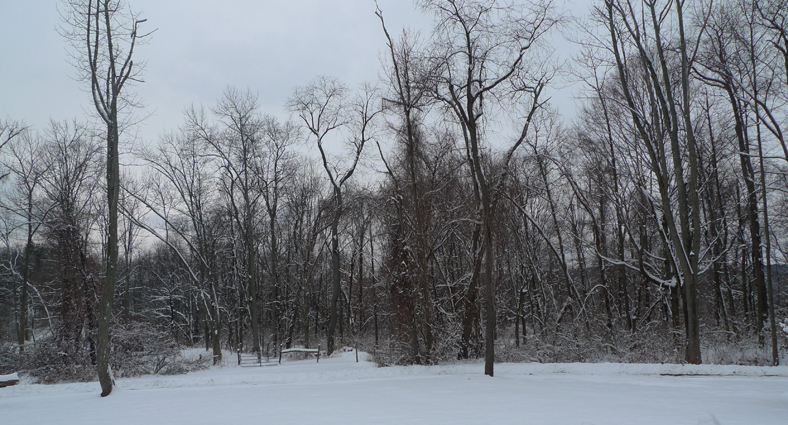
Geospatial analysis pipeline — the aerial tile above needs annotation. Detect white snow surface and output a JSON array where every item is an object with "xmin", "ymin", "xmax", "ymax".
[
  {"xmin": 2, "ymin": 349, "xmax": 788, "ymax": 425},
  {"xmin": 0, "ymin": 372, "xmax": 19, "ymax": 382}
]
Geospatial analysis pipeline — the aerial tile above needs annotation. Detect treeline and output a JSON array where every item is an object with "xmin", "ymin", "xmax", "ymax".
[{"xmin": 1, "ymin": 0, "xmax": 787, "ymax": 380}]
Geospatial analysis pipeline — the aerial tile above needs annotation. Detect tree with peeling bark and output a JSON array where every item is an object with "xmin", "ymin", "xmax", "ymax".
[{"xmin": 61, "ymin": 0, "xmax": 149, "ymax": 396}]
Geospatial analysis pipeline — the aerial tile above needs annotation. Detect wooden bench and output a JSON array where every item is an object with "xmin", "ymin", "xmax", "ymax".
[
  {"xmin": 237, "ymin": 352, "xmax": 276, "ymax": 367},
  {"xmin": 279, "ymin": 345, "xmax": 320, "ymax": 364},
  {"xmin": 0, "ymin": 373, "xmax": 19, "ymax": 388}
]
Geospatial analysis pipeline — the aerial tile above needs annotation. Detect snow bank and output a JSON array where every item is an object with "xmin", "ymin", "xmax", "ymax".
[{"xmin": 0, "ymin": 372, "xmax": 20, "ymax": 389}]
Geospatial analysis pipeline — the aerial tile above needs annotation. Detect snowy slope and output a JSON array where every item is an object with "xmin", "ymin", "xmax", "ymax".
[{"xmin": 2, "ymin": 350, "xmax": 787, "ymax": 425}]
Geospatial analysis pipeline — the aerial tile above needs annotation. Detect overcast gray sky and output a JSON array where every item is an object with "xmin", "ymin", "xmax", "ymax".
[{"xmin": 0, "ymin": 0, "xmax": 586, "ymax": 144}]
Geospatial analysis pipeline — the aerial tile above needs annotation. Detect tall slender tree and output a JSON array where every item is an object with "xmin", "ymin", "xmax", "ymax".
[
  {"xmin": 62, "ymin": 0, "xmax": 148, "ymax": 396},
  {"xmin": 421, "ymin": 0, "xmax": 558, "ymax": 376},
  {"xmin": 288, "ymin": 77, "xmax": 378, "ymax": 355}
]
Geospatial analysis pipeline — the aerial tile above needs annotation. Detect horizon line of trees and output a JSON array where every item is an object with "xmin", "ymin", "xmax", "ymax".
[{"xmin": 2, "ymin": 0, "xmax": 788, "ymax": 384}]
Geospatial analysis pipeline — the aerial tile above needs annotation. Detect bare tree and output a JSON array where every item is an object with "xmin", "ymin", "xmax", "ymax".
[
  {"xmin": 420, "ymin": 0, "xmax": 559, "ymax": 376},
  {"xmin": 118, "ymin": 173, "xmax": 146, "ymax": 322},
  {"xmin": 61, "ymin": 0, "xmax": 149, "ymax": 396},
  {"xmin": 288, "ymin": 77, "xmax": 379, "ymax": 355},
  {"xmin": 0, "ymin": 119, "xmax": 28, "ymax": 170},
  {"xmin": 695, "ymin": 0, "xmax": 771, "ymax": 346},
  {"xmin": 198, "ymin": 88, "xmax": 265, "ymax": 359},
  {"xmin": 136, "ymin": 125, "xmax": 224, "ymax": 365},
  {"xmin": 40, "ymin": 120, "xmax": 103, "ymax": 367},
  {"xmin": 283, "ymin": 163, "xmax": 328, "ymax": 350},
  {"xmin": 376, "ymin": 8, "xmax": 440, "ymax": 363},
  {"xmin": 601, "ymin": 0, "xmax": 713, "ymax": 364},
  {"xmin": 256, "ymin": 116, "xmax": 298, "ymax": 352},
  {"xmin": 3, "ymin": 131, "xmax": 53, "ymax": 350}
]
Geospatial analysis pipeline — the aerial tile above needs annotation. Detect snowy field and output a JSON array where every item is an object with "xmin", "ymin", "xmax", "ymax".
[{"xmin": 2, "ymin": 349, "xmax": 788, "ymax": 425}]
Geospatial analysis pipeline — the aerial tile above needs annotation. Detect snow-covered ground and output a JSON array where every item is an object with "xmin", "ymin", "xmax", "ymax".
[{"xmin": 2, "ymin": 348, "xmax": 787, "ymax": 425}]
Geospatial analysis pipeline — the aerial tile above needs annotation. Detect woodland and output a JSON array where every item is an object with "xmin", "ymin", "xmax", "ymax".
[{"xmin": 1, "ymin": 0, "xmax": 788, "ymax": 390}]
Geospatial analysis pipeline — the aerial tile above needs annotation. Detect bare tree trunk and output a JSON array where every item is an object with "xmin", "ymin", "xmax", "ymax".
[
  {"xmin": 755, "ymin": 102, "xmax": 780, "ymax": 365},
  {"xmin": 460, "ymin": 224, "xmax": 483, "ymax": 359},
  {"xmin": 358, "ymin": 218, "xmax": 365, "ymax": 334},
  {"xmin": 98, "ymin": 119, "xmax": 120, "ymax": 396},
  {"xmin": 327, "ymin": 190, "xmax": 342, "ymax": 355},
  {"xmin": 63, "ymin": 0, "xmax": 147, "ymax": 396},
  {"xmin": 370, "ymin": 223, "xmax": 379, "ymax": 346},
  {"xmin": 122, "ymin": 222, "xmax": 133, "ymax": 322},
  {"xmin": 18, "ymin": 231, "xmax": 33, "ymax": 350}
]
